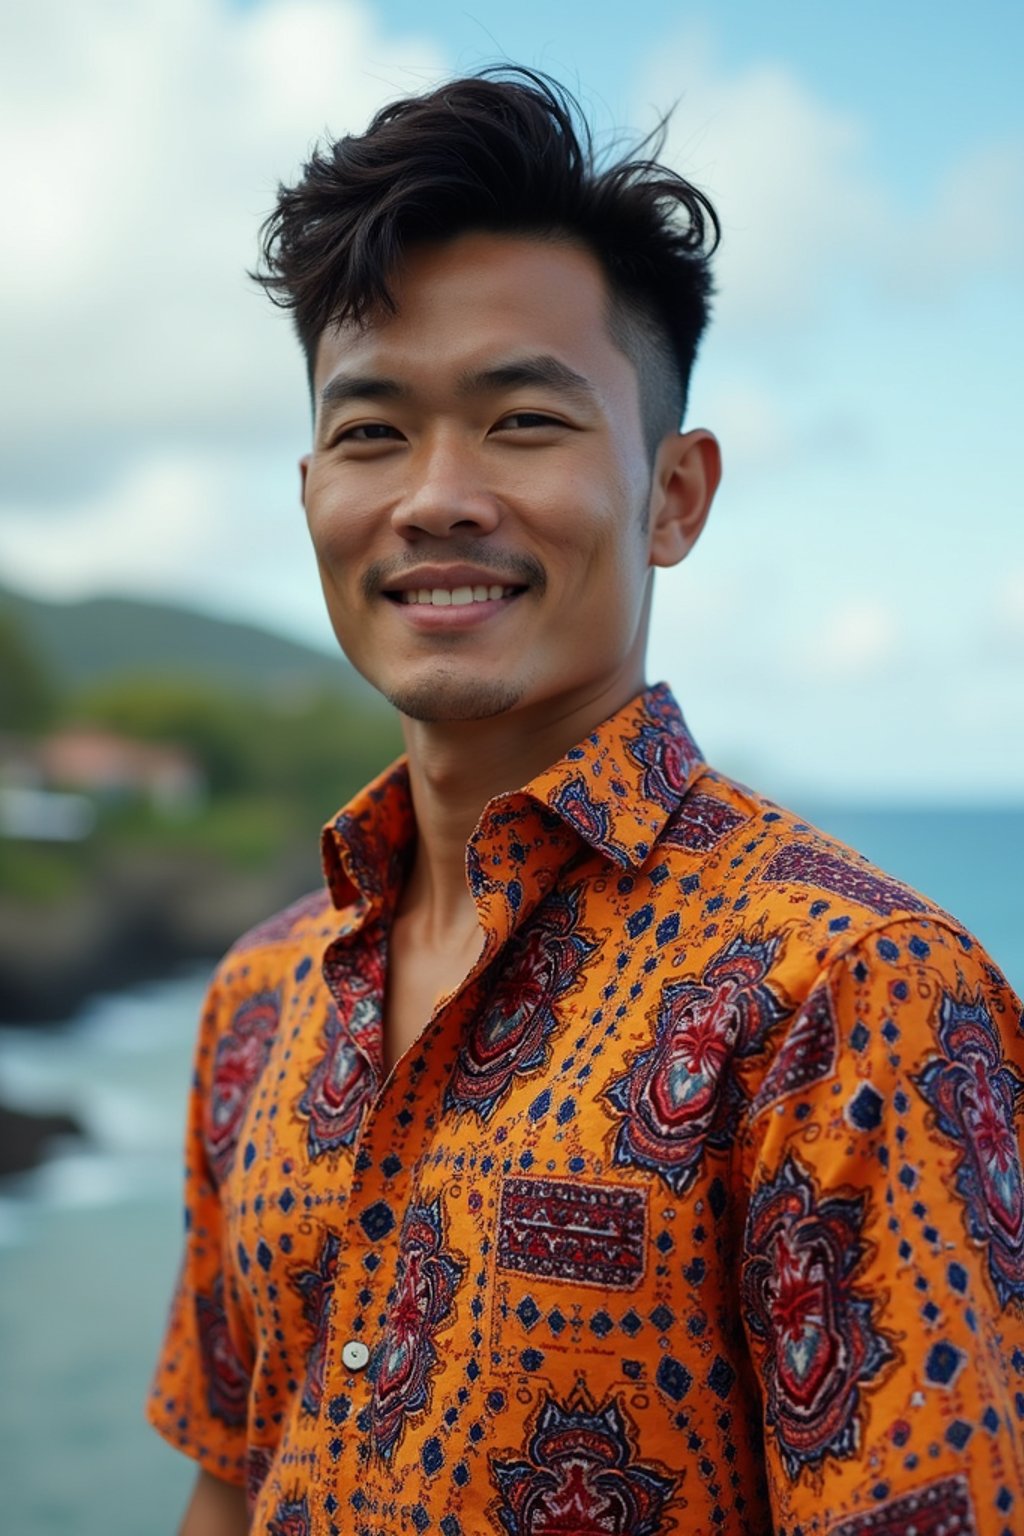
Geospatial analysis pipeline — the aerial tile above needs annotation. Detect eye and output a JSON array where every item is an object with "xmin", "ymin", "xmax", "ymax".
[
  {"xmin": 493, "ymin": 411, "xmax": 568, "ymax": 432},
  {"xmin": 334, "ymin": 422, "xmax": 403, "ymax": 443}
]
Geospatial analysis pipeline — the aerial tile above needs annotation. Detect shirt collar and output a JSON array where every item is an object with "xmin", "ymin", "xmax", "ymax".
[
  {"xmin": 517, "ymin": 681, "xmax": 704, "ymax": 870},
  {"xmin": 320, "ymin": 682, "xmax": 703, "ymax": 919},
  {"xmin": 320, "ymin": 757, "xmax": 415, "ymax": 922}
]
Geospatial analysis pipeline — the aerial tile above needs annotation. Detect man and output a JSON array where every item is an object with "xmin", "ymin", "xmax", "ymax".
[{"xmin": 149, "ymin": 71, "xmax": 1024, "ymax": 1536}]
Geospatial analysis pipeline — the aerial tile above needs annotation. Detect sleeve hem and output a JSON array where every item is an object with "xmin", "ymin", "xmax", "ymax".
[{"xmin": 146, "ymin": 1397, "xmax": 248, "ymax": 1488}]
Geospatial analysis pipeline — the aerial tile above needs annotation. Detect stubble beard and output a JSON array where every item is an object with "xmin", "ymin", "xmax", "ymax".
[
  {"xmin": 356, "ymin": 543, "xmax": 548, "ymax": 722},
  {"xmin": 382, "ymin": 666, "xmax": 523, "ymax": 723}
]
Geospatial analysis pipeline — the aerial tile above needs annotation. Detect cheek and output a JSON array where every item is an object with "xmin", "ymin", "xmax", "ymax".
[
  {"xmin": 304, "ymin": 490, "xmax": 373, "ymax": 569},
  {"xmin": 549, "ymin": 494, "xmax": 647, "ymax": 595}
]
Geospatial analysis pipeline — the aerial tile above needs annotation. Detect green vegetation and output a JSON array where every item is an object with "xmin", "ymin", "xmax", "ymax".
[
  {"xmin": 0, "ymin": 609, "xmax": 58, "ymax": 731},
  {"xmin": 0, "ymin": 584, "xmax": 362, "ymax": 696},
  {"xmin": 0, "ymin": 842, "xmax": 85, "ymax": 905},
  {"xmin": 0, "ymin": 595, "xmax": 403, "ymax": 902},
  {"xmin": 73, "ymin": 676, "xmax": 402, "ymax": 837}
]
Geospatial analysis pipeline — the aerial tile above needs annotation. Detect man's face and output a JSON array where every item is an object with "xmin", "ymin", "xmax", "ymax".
[{"xmin": 302, "ymin": 232, "xmax": 690, "ymax": 726}]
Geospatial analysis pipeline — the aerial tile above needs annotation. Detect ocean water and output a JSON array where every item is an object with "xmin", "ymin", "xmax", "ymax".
[
  {"xmin": 799, "ymin": 803, "xmax": 1022, "ymax": 995},
  {"xmin": 0, "ymin": 808, "xmax": 1021, "ymax": 1535},
  {"xmin": 0, "ymin": 970, "xmax": 201, "ymax": 1534}
]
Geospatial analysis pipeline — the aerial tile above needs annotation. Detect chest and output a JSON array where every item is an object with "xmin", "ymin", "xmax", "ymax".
[
  {"xmin": 230, "ymin": 913, "xmax": 769, "ymax": 1535},
  {"xmin": 223, "ymin": 875, "xmax": 775, "ymax": 1297},
  {"xmin": 382, "ymin": 919, "xmax": 483, "ymax": 1072}
]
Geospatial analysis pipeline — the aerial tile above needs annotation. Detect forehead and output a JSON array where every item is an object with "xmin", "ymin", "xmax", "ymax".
[{"xmin": 312, "ymin": 231, "xmax": 638, "ymax": 402}]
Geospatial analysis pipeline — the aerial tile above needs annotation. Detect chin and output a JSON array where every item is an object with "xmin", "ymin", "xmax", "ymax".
[{"xmin": 382, "ymin": 671, "xmax": 523, "ymax": 723}]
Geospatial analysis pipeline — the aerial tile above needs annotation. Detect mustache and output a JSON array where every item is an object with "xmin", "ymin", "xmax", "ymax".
[{"xmin": 361, "ymin": 542, "xmax": 547, "ymax": 599}]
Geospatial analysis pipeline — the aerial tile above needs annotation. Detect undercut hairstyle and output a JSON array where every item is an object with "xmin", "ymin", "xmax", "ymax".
[{"xmin": 255, "ymin": 68, "xmax": 720, "ymax": 456}]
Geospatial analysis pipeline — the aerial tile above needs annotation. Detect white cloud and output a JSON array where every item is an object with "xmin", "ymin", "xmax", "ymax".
[
  {"xmin": 0, "ymin": 0, "xmax": 447, "ymax": 501},
  {"xmin": 0, "ymin": 451, "xmax": 237, "ymax": 600},
  {"xmin": 992, "ymin": 567, "xmax": 1024, "ymax": 644},
  {"xmin": 807, "ymin": 599, "xmax": 900, "ymax": 681},
  {"xmin": 641, "ymin": 24, "xmax": 878, "ymax": 332},
  {"xmin": 638, "ymin": 24, "xmax": 1024, "ymax": 332},
  {"xmin": 693, "ymin": 379, "xmax": 794, "ymax": 477},
  {"xmin": 878, "ymin": 140, "xmax": 1024, "ymax": 299}
]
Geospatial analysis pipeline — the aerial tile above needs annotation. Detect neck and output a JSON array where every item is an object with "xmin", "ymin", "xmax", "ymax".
[{"xmin": 397, "ymin": 670, "xmax": 647, "ymax": 935}]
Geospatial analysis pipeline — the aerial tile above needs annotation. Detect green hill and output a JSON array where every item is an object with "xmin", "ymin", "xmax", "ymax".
[{"xmin": 0, "ymin": 584, "xmax": 377, "ymax": 702}]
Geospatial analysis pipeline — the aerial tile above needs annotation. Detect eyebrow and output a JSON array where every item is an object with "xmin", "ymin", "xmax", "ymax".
[
  {"xmin": 318, "ymin": 374, "xmax": 408, "ymax": 413},
  {"xmin": 456, "ymin": 355, "xmax": 597, "ymax": 406},
  {"xmin": 317, "ymin": 353, "xmax": 597, "ymax": 419}
]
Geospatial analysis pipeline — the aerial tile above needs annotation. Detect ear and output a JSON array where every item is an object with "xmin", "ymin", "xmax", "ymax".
[
  {"xmin": 299, "ymin": 453, "xmax": 311, "ymax": 505},
  {"xmin": 646, "ymin": 429, "xmax": 721, "ymax": 569}
]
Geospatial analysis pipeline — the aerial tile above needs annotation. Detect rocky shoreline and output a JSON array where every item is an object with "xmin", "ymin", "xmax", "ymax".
[
  {"xmin": 1, "ymin": 844, "xmax": 317, "ymax": 1025},
  {"xmin": 0, "ymin": 844, "xmax": 318, "ymax": 1175}
]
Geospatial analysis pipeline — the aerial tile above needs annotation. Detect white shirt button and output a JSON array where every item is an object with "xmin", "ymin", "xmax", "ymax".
[{"xmin": 341, "ymin": 1338, "xmax": 370, "ymax": 1371}]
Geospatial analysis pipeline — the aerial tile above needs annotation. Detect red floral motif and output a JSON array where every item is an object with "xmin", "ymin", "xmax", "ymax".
[
  {"xmin": 196, "ymin": 1273, "xmax": 250, "ymax": 1427},
  {"xmin": 490, "ymin": 1386, "xmax": 677, "ymax": 1535},
  {"xmin": 742, "ymin": 1153, "xmax": 894, "ymax": 1477},
  {"xmin": 205, "ymin": 989, "xmax": 280, "ymax": 1185},
  {"xmin": 267, "ymin": 1495, "xmax": 310, "ymax": 1536},
  {"xmin": 446, "ymin": 886, "xmax": 594, "ymax": 1120},
  {"xmin": 368, "ymin": 1197, "xmax": 465, "ymax": 1461},
  {"xmin": 606, "ymin": 932, "xmax": 790, "ymax": 1194},
  {"xmin": 915, "ymin": 989, "xmax": 1024, "ymax": 1306}
]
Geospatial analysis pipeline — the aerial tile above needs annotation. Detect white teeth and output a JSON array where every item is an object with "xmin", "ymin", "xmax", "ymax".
[{"xmin": 398, "ymin": 584, "xmax": 516, "ymax": 606}]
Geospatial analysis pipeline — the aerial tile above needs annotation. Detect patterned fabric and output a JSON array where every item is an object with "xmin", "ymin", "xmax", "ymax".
[{"xmin": 148, "ymin": 684, "xmax": 1024, "ymax": 1535}]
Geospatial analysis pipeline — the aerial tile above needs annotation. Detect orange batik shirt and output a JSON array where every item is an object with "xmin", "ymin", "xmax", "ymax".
[{"xmin": 149, "ymin": 685, "xmax": 1024, "ymax": 1535}]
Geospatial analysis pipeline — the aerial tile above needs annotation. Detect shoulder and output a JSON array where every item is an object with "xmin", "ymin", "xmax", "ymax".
[
  {"xmin": 658, "ymin": 769, "xmax": 959, "ymax": 981},
  {"xmin": 192, "ymin": 887, "xmax": 338, "ymax": 1053},
  {"xmin": 225, "ymin": 886, "xmax": 338, "ymax": 962}
]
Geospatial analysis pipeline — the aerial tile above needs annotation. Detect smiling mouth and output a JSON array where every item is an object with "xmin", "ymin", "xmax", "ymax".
[{"xmin": 386, "ymin": 584, "xmax": 525, "ymax": 608}]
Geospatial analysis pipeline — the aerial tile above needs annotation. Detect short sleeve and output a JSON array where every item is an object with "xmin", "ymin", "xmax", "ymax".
[
  {"xmin": 738, "ymin": 917, "xmax": 1024, "ymax": 1533},
  {"xmin": 146, "ymin": 966, "xmax": 251, "ymax": 1486}
]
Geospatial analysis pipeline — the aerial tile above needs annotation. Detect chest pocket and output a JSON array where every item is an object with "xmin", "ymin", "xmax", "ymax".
[{"xmin": 487, "ymin": 1174, "xmax": 654, "ymax": 1391}]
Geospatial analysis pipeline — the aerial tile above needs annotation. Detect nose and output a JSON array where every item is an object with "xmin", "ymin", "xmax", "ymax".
[{"xmin": 390, "ymin": 431, "xmax": 502, "ymax": 540}]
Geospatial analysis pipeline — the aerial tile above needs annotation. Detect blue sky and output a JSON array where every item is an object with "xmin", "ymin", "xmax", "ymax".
[{"xmin": 1, "ymin": 0, "xmax": 1021, "ymax": 801}]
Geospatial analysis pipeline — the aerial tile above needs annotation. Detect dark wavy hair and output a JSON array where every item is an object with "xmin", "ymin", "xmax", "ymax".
[{"xmin": 254, "ymin": 68, "xmax": 720, "ymax": 452}]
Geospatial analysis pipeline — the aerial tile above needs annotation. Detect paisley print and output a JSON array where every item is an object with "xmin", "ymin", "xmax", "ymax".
[
  {"xmin": 763, "ymin": 844, "xmax": 928, "ymax": 916},
  {"xmin": 266, "ymin": 1495, "xmax": 310, "ymax": 1536},
  {"xmin": 662, "ymin": 790, "xmax": 747, "ymax": 852},
  {"xmin": 150, "ymin": 685, "xmax": 1023, "ymax": 1536},
  {"xmin": 290, "ymin": 1227, "xmax": 341, "ymax": 1415},
  {"xmin": 624, "ymin": 684, "xmax": 703, "ymax": 814},
  {"xmin": 195, "ymin": 1274, "xmax": 250, "ymax": 1428},
  {"xmin": 550, "ymin": 774, "xmax": 619, "ymax": 863},
  {"xmin": 827, "ymin": 1475, "xmax": 977, "ymax": 1535},
  {"xmin": 368, "ymin": 1197, "xmax": 465, "ymax": 1461},
  {"xmin": 445, "ymin": 885, "xmax": 595, "ymax": 1120},
  {"xmin": 297, "ymin": 1006, "xmax": 370, "ymax": 1157},
  {"xmin": 605, "ymin": 931, "xmax": 791, "ymax": 1193},
  {"xmin": 914, "ymin": 988, "xmax": 1024, "ymax": 1306},
  {"xmin": 205, "ymin": 988, "xmax": 280, "ymax": 1185},
  {"xmin": 299, "ymin": 933, "xmax": 384, "ymax": 1157},
  {"xmin": 742, "ymin": 1153, "xmax": 894, "ymax": 1478},
  {"xmin": 490, "ymin": 1386, "xmax": 677, "ymax": 1536},
  {"xmin": 750, "ymin": 985, "xmax": 838, "ymax": 1117}
]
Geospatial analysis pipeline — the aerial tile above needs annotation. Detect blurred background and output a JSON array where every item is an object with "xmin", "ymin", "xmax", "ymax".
[{"xmin": 1, "ymin": 1, "xmax": 1021, "ymax": 1530}]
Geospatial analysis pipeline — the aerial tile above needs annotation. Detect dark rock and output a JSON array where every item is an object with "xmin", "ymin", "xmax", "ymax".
[
  {"xmin": 0, "ymin": 843, "xmax": 317, "ymax": 1025},
  {"xmin": 0, "ymin": 1100, "xmax": 83, "ymax": 1177}
]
